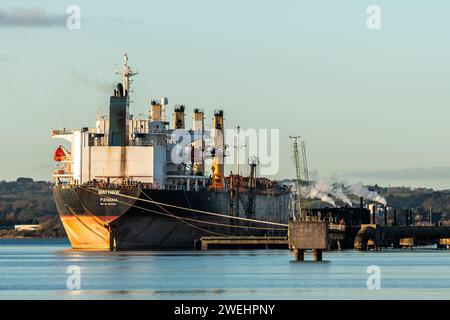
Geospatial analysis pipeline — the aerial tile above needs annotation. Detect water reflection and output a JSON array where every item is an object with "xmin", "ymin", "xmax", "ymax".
[{"xmin": 1, "ymin": 239, "xmax": 450, "ymax": 299}]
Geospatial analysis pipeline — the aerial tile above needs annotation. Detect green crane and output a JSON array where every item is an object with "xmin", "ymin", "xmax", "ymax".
[{"xmin": 289, "ymin": 136, "xmax": 311, "ymax": 221}]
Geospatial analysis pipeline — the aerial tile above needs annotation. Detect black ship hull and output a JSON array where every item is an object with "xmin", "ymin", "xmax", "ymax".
[{"xmin": 54, "ymin": 186, "xmax": 290, "ymax": 250}]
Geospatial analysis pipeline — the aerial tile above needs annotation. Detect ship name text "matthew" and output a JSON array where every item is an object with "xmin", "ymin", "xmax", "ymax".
[{"xmin": 98, "ymin": 190, "xmax": 120, "ymax": 206}]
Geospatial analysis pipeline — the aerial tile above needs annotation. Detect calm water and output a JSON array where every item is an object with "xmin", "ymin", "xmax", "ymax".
[{"xmin": 1, "ymin": 238, "xmax": 450, "ymax": 300}]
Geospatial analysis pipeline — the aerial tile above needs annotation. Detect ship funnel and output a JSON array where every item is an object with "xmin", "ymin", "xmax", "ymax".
[{"xmin": 173, "ymin": 105, "xmax": 185, "ymax": 129}]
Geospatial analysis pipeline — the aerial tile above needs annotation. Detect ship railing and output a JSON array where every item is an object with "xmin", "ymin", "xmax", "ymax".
[
  {"xmin": 51, "ymin": 128, "xmax": 75, "ymax": 136},
  {"xmin": 54, "ymin": 181, "xmax": 77, "ymax": 189},
  {"xmin": 81, "ymin": 181, "xmax": 157, "ymax": 190},
  {"xmin": 87, "ymin": 135, "xmax": 155, "ymax": 147},
  {"xmin": 164, "ymin": 184, "xmax": 209, "ymax": 192},
  {"xmin": 329, "ymin": 224, "xmax": 346, "ymax": 232}
]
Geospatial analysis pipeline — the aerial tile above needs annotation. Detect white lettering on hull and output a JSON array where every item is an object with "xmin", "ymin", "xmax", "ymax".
[{"xmin": 98, "ymin": 190, "xmax": 120, "ymax": 206}]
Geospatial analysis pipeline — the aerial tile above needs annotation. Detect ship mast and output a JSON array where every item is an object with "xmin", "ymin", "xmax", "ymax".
[{"xmin": 115, "ymin": 53, "xmax": 138, "ymax": 97}]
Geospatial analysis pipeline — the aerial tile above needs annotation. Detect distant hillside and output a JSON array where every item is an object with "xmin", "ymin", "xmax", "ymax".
[
  {"xmin": 0, "ymin": 179, "xmax": 449, "ymax": 236},
  {"xmin": 372, "ymin": 185, "xmax": 450, "ymax": 224},
  {"xmin": 0, "ymin": 178, "xmax": 65, "ymax": 237}
]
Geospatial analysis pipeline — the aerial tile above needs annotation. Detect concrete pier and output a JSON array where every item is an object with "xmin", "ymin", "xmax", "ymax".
[{"xmin": 289, "ymin": 221, "xmax": 328, "ymax": 261}]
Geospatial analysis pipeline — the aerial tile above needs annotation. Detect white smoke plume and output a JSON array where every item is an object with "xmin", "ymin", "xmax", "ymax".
[
  {"xmin": 309, "ymin": 188, "xmax": 336, "ymax": 207},
  {"xmin": 347, "ymin": 182, "xmax": 387, "ymax": 206},
  {"xmin": 307, "ymin": 176, "xmax": 387, "ymax": 207},
  {"xmin": 285, "ymin": 180, "xmax": 336, "ymax": 207},
  {"xmin": 308, "ymin": 179, "xmax": 350, "ymax": 207},
  {"xmin": 330, "ymin": 184, "xmax": 353, "ymax": 207},
  {"xmin": 284, "ymin": 175, "xmax": 387, "ymax": 207}
]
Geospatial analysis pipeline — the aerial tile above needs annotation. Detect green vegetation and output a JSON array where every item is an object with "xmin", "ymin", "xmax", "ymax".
[
  {"xmin": 372, "ymin": 185, "xmax": 450, "ymax": 225},
  {"xmin": 0, "ymin": 178, "xmax": 65, "ymax": 237},
  {"xmin": 0, "ymin": 178, "xmax": 449, "ymax": 238}
]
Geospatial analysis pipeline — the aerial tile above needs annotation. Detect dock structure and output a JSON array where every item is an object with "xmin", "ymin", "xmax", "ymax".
[
  {"xmin": 196, "ymin": 222, "xmax": 450, "ymax": 252},
  {"xmin": 196, "ymin": 236, "xmax": 288, "ymax": 250},
  {"xmin": 195, "ymin": 223, "xmax": 348, "ymax": 251},
  {"xmin": 399, "ymin": 237, "xmax": 414, "ymax": 250},
  {"xmin": 438, "ymin": 238, "xmax": 450, "ymax": 249},
  {"xmin": 354, "ymin": 225, "xmax": 450, "ymax": 250},
  {"xmin": 288, "ymin": 221, "xmax": 328, "ymax": 261}
]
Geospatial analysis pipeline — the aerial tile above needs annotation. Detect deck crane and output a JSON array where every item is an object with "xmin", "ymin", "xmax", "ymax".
[{"xmin": 289, "ymin": 136, "xmax": 311, "ymax": 221}]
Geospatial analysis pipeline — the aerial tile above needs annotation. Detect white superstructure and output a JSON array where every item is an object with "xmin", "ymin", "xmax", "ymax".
[{"xmin": 52, "ymin": 54, "xmax": 224, "ymax": 190}]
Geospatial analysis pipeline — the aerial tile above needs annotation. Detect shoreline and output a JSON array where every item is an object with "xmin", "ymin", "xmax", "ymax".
[
  {"xmin": 0, "ymin": 236, "xmax": 67, "ymax": 239},
  {"xmin": 0, "ymin": 230, "xmax": 67, "ymax": 239}
]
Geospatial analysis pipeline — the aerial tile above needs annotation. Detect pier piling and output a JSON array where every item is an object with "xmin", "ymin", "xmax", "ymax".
[
  {"xmin": 312, "ymin": 249, "xmax": 323, "ymax": 261},
  {"xmin": 293, "ymin": 249, "xmax": 305, "ymax": 261}
]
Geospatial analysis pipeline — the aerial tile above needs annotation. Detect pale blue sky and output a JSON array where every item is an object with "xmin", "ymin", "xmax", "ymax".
[{"xmin": 1, "ymin": 1, "xmax": 450, "ymax": 189}]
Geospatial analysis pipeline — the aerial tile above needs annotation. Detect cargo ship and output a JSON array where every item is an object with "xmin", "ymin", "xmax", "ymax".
[{"xmin": 52, "ymin": 54, "xmax": 291, "ymax": 250}]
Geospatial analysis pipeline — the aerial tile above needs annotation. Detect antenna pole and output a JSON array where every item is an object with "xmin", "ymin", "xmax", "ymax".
[
  {"xmin": 233, "ymin": 126, "xmax": 247, "ymax": 178},
  {"xmin": 115, "ymin": 53, "xmax": 138, "ymax": 97}
]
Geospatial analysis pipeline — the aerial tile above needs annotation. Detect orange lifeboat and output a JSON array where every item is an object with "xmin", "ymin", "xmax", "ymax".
[{"xmin": 54, "ymin": 145, "xmax": 67, "ymax": 162}]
